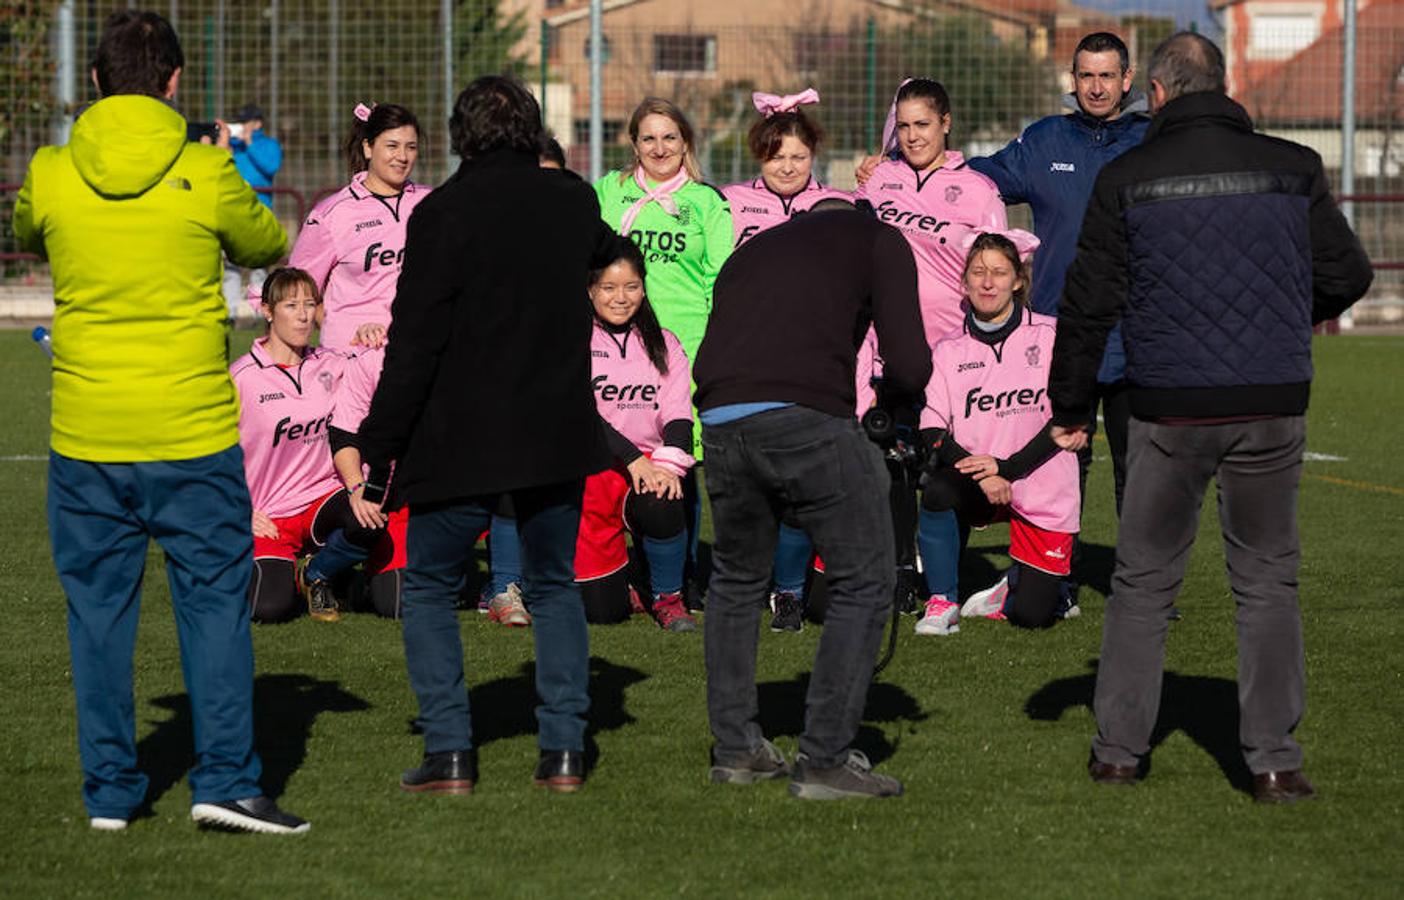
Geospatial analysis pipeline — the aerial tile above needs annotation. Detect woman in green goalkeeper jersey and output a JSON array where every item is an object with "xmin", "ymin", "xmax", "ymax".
[{"xmin": 594, "ymin": 98, "xmax": 733, "ymax": 369}]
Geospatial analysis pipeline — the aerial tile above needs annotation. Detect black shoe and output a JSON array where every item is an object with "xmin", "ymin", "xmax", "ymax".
[
  {"xmin": 1253, "ymin": 769, "xmax": 1316, "ymax": 804},
  {"xmin": 400, "ymin": 749, "xmax": 477, "ymax": 795},
  {"xmin": 191, "ymin": 796, "xmax": 310, "ymax": 834},
  {"xmin": 684, "ymin": 578, "xmax": 707, "ymax": 612},
  {"xmin": 533, "ymin": 750, "xmax": 585, "ymax": 793},
  {"xmin": 769, "ymin": 591, "xmax": 804, "ymax": 633}
]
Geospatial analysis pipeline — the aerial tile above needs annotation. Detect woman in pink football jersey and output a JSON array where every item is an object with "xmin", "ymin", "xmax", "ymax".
[
  {"xmin": 231, "ymin": 267, "xmax": 386, "ymax": 623},
  {"xmin": 912, "ymin": 231, "xmax": 1080, "ymax": 637},
  {"xmin": 722, "ymin": 88, "xmax": 849, "ymax": 248},
  {"xmin": 855, "ymin": 79, "xmax": 1007, "ymax": 349},
  {"xmin": 289, "ymin": 102, "xmax": 430, "ymax": 353},
  {"xmin": 577, "ymin": 237, "xmax": 698, "ymax": 632}
]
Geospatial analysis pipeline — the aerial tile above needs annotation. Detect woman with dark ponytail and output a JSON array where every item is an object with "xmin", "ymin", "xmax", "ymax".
[{"xmin": 577, "ymin": 237, "xmax": 698, "ymax": 632}]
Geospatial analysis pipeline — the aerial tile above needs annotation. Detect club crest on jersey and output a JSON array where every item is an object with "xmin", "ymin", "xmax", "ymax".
[
  {"xmin": 675, "ymin": 205, "xmax": 692, "ymax": 226},
  {"xmin": 1025, "ymin": 345, "xmax": 1041, "ymax": 367},
  {"xmin": 944, "ymin": 185, "xmax": 962, "ymax": 204},
  {"xmin": 318, "ymin": 371, "xmax": 334, "ymax": 392}
]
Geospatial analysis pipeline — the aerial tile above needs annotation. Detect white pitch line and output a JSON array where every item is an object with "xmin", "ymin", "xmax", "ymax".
[
  {"xmin": 1304, "ymin": 452, "xmax": 1348, "ymax": 462},
  {"xmin": 0, "ymin": 455, "xmax": 46, "ymax": 461}
]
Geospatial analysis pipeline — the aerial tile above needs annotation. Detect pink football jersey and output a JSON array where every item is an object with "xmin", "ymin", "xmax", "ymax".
[
  {"xmin": 919, "ymin": 309, "xmax": 1079, "ymax": 533},
  {"xmin": 722, "ymin": 178, "xmax": 851, "ymax": 247},
  {"xmin": 855, "ymin": 151, "xmax": 1006, "ymax": 348},
  {"xmin": 232, "ymin": 338, "xmax": 347, "ymax": 519},
  {"xmin": 591, "ymin": 321, "xmax": 695, "ymax": 472},
  {"xmin": 289, "ymin": 172, "xmax": 432, "ymax": 352},
  {"xmin": 332, "ymin": 345, "xmax": 385, "ymax": 436}
]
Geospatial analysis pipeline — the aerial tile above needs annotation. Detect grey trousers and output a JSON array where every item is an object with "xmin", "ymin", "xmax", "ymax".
[
  {"xmin": 1092, "ymin": 415, "xmax": 1307, "ymax": 775},
  {"xmin": 702, "ymin": 406, "xmax": 894, "ymax": 768}
]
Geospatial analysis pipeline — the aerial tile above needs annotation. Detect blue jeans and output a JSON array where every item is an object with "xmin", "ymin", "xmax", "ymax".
[
  {"xmin": 403, "ymin": 480, "xmax": 590, "ymax": 753},
  {"xmin": 48, "ymin": 447, "xmax": 263, "ymax": 819},
  {"xmin": 702, "ymin": 406, "xmax": 894, "ymax": 767}
]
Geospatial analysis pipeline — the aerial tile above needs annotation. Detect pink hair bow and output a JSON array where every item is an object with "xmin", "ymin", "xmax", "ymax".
[
  {"xmin": 752, "ymin": 88, "xmax": 820, "ymax": 117},
  {"xmin": 880, "ymin": 78, "xmax": 915, "ymax": 153},
  {"xmin": 354, "ymin": 102, "xmax": 374, "ymax": 122},
  {"xmin": 960, "ymin": 228, "xmax": 1041, "ymax": 261}
]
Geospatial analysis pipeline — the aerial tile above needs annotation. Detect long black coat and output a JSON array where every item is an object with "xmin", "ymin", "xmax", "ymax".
[{"xmin": 358, "ymin": 148, "xmax": 613, "ymax": 505}]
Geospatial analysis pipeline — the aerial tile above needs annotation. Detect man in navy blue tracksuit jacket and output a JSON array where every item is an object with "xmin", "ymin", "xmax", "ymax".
[
  {"xmin": 969, "ymin": 31, "xmax": 1150, "ymax": 610},
  {"xmin": 1047, "ymin": 33, "xmax": 1372, "ymax": 803}
]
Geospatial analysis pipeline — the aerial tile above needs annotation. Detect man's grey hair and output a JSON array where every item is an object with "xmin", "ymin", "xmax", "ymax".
[{"xmin": 1147, "ymin": 32, "xmax": 1226, "ymax": 100}]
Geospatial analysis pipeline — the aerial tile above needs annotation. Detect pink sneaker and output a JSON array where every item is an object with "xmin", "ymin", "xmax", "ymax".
[
  {"xmin": 960, "ymin": 575, "xmax": 1009, "ymax": 620},
  {"xmin": 914, "ymin": 595, "xmax": 960, "ymax": 636},
  {"xmin": 651, "ymin": 591, "xmax": 697, "ymax": 632}
]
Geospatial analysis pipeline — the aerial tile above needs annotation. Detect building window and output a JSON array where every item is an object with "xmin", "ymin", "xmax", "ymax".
[
  {"xmin": 582, "ymin": 34, "xmax": 612, "ymax": 65},
  {"xmin": 573, "ymin": 118, "xmax": 624, "ymax": 147},
  {"xmin": 653, "ymin": 34, "xmax": 716, "ymax": 75},
  {"xmin": 1248, "ymin": 11, "xmax": 1319, "ymax": 60},
  {"xmin": 793, "ymin": 31, "xmax": 847, "ymax": 76}
]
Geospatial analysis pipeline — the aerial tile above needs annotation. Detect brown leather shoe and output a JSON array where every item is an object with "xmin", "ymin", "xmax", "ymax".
[
  {"xmin": 1253, "ymin": 769, "xmax": 1315, "ymax": 804},
  {"xmin": 1088, "ymin": 759, "xmax": 1139, "ymax": 785}
]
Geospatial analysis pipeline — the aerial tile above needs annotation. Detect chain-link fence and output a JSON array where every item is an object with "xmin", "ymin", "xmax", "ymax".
[{"xmin": 4, "ymin": 1, "xmax": 1401, "ymax": 319}]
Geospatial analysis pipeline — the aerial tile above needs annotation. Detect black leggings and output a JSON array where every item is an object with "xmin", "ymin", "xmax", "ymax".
[
  {"xmin": 579, "ymin": 489, "xmax": 685, "ymax": 624},
  {"xmin": 248, "ymin": 490, "xmax": 384, "ymax": 623},
  {"xmin": 920, "ymin": 467, "xmax": 1062, "ymax": 629}
]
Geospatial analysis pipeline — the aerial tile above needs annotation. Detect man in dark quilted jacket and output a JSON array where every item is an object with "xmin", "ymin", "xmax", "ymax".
[{"xmin": 1045, "ymin": 32, "xmax": 1372, "ymax": 803}]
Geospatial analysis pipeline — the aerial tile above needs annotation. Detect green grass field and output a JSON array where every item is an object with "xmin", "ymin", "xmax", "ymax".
[{"xmin": 1, "ymin": 330, "xmax": 1401, "ymax": 897}]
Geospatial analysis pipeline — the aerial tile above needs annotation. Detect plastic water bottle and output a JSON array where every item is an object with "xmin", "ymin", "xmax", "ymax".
[{"xmin": 32, "ymin": 326, "xmax": 53, "ymax": 359}]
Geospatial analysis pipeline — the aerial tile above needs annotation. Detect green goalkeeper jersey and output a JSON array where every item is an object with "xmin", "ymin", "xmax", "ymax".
[{"xmin": 594, "ymin": 171, "xmax": 734, "ymax": 366}]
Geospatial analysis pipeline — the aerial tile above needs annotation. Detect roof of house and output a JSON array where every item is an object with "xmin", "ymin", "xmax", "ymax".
[{"xmin": 1235, "ymin": 0, "xmax": 1404, "ymax": 125}]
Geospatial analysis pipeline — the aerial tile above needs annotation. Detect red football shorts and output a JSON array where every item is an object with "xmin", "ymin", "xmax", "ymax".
[
  {"xmin": 575, "ymin": 467, "xmax": 631, "ymax": 582},
  {"xmin": 252, "ymin": 489, "xmax": 341, "ymax": 561},
  {"xmin": 366, "ymin": 506, "xmax": 409, "ymax": 575},
  {"xmin": 1008, "ymin": 514, "xmax": 1074, "ymax": 577}
]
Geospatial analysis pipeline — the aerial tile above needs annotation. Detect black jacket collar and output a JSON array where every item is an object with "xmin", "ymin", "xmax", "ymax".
[{"xmin": 1145, "ymin": 92, "xmax": 1254, "ymax": 141}]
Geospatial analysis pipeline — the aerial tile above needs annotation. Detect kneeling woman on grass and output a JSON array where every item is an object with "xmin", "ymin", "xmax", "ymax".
[
  {"xmin": 232, "ymin": 267, "xmax": 385, "ymax": 623},
  {"xmin": 914, "ymin": 231, "xmax": 1080, "ymax": 636},
  {"xmin": 578, "ymin": 237, "xmax": 698, "ymax": 632}
]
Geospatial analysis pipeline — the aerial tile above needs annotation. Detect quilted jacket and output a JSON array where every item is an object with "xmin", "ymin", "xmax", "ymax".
[{"xmin": 1048, "ymin": 92, "xmax": 1373, "ymax": 424}]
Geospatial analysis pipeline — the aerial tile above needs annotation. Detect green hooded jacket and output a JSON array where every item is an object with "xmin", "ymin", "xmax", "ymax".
[{"xmin": 14, "ymin": 94, "xmax": 287, "ymax": 462}]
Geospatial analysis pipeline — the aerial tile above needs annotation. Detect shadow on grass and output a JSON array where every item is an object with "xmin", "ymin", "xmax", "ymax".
[
  {"xmin": 454, "ymin": 655, "xmax": 647, "ymax": 774},
  {"xmin": 1024, "ymin": 661, "xmax": 1254, "ymax": 794},
  {"xmin": 755, "ymin": 675, "xmax": 927, "ymax": 767},
  {"xmin": 135, "ymin": 673, "xmax": 371, "ymax": 816}
]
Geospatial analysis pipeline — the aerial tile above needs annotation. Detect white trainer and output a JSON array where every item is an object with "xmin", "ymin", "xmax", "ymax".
[
  {"xmin": 913, "ymin": 595, "xmax": 960, "ymax": 636},
  {"xmin": 961, "ymin": 574, "xmax": 1009, "ymax": 620},
  {"xmin": 89, "ymin": 817, "xmax": 127, "ymax": 831}
]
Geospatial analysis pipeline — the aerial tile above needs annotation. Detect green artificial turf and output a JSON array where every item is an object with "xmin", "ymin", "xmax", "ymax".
[{"xmin": 0, "ymin": 331, "xmax": 1400, "ymax": 897}]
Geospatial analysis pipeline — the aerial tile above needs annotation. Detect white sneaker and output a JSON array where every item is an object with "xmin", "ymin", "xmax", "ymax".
[
  {"xmin": 914, "ymin": 595, "xmax": 960, "ymax": 636},
  {"xmin": 89, "ymin": 817, "xmax": 127, "ymax": 831},
  {"xmin": 961, "ymin": 575, "xmax": 1009, "ymax": 620}
]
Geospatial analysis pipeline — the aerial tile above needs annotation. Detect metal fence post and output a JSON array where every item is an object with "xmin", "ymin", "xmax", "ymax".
[
  {"xmin": 589, "ymin": 0, "xmax": 603, "ymax": 181},
  {"xmin": 865, "ymin": 16, "xmax": 877, "ymax": 151},
  {"xmin": 540, "ymin": 19, "xmax": 550, "ymax": 125},
  {"xmin": 52, "ymin": 1, "xmax": 76, "ymax": 146},
  {"xmin": 1341, "ymin": 0, "xmax": 1356, "ymax": 228},
  {"xmin": 444, "ymin": 0, "xmax": 454, "ymax": 176}
]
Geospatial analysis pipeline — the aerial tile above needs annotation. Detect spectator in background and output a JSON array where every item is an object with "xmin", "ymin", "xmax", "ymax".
[
  {"xmin": 223, "ymin": 102, "xmax": 283, "ymax": 320},
  {"xmin": 13, "ymin": 9, "xmax": 305, "ymax": 833},
  {"xmin": 1048, "ymin": 32, "xmax": 1373, "ymax": 802}
]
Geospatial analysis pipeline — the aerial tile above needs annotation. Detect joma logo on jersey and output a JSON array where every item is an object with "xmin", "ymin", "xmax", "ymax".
[
  {"xmin": 740, "ymin": 205, "xmax": 769, "ymax": 215},
  {"xmin": 629, "ymin": 229, "xmax": 687, "ymax": 253},
  {"xmin": 964, "ymin": 386, "xmax": 1046, "ymax": 418},
  {"xmin": 258, "ymin": 391, "xmax": 286, "ymax": 404},
  {"xmin": 363, "ymin": 241, "xmax": 404, "ymax": 272},
  {"xmin": 591, "ymin": 350, "xmax": 609, "ymax": 359},
  {"xmin": 873, "ymin": 200, "xmax": 949, "ymax": 235},
  {"xmin": 273, "ymin": 414, "xmax": 331, "ymax": 447},
  {"xmin": 879, "ymin": 183, "xmax": 904, "ymax": 191},
  {"xmin": 1050, "ymin": 162, "xmax": 1076, "ymax": 173},
  {"xmin": 355, "ymin": 218, "xmax": 384, "ymax": 233},
  {"xmin": 593, "ymin": 374, "xmax": 658, "ymax": 404},
  {"xmin": 957, "ymin": 361, "xmax": 985, "ymax": 373}
]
